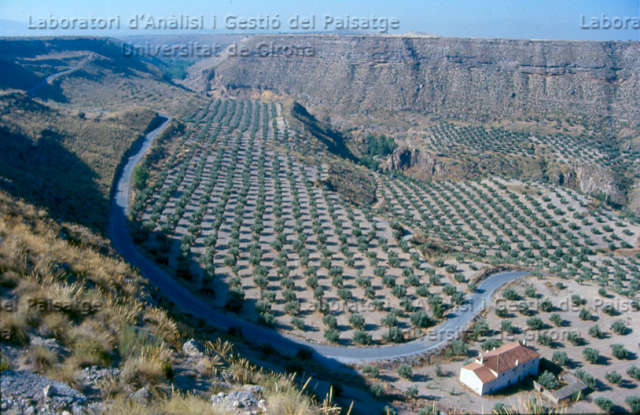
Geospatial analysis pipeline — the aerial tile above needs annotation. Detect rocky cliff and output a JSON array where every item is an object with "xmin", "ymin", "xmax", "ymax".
[
  {"xmin": 187, "ymin": 35, "xmax": 640, "ymax": 126},
  {"xmin": 387, "ymin": 146, "xmax": 468, "ymax": 180}
]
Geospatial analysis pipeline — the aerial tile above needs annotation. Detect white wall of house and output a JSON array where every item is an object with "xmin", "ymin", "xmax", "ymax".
[
  {"xmin": 461, "ymin": 357, "xmax": 540, "ymax": 396},
  {"xmin": 491, "ymin": 357, "xmax": 540, "ymax": 392},
  {"xmin": 460, "ymin": 368, "xmax": 488, "ymax": 395}
]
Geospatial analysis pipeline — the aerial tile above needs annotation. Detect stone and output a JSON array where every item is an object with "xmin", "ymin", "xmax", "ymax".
[
  {"xmin": 182, "ymin": 339, "xmax": 205, "ymax": 358},
  {"xmin": 43, "ymin": 384, "xmax": 55, "ymax": 399},
  {"xmin": 129, "ymin": 387, "xmax": 151, "ymax": 403},
  {"xmin": 71, "ymin": 402, "xmax": 86, "ymax": 415},
  {"xmin": 211, "ymin": 381, "xmax": 231, "ymax": 391},
  {"xmin": 225, "ymin": 391, "xmax": 258, "ymax": 409},
  {"xmin": 242, "ymin": 385, "xmax": 264, "ymax": 395}
]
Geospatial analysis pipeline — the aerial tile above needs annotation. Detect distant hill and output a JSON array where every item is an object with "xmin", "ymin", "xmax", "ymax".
[{"xmin": 0, "ymin": 36, "xmax": 207, "ymax": 116}]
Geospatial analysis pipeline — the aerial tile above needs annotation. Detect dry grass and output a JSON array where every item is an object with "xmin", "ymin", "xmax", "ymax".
[
  {"xmin": 0, "ymin": 190, "xmax": 178, "ymax": 390},
  {"xmin": 106, "ymin": 392, "xmax": 235, "ymax": 415},
  {"xmin": 492, "ymin": 394, "xmax": 566, "ymax": 414},
  {"xmin": 263, "ymin": 375, "xmax": 348, "ymax": 415},
  {"xmin": 47, "ymin": 359, "xmax": 82, "ymax": 390},
  {"xmin": 22, "ymin": 345, "xmax": 59, "ymax": 372}
]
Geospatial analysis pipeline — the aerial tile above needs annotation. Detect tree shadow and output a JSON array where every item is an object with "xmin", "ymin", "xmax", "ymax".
[{"xmin": 619, "ymin": 379, "xmax": 638, "ymax": 389}]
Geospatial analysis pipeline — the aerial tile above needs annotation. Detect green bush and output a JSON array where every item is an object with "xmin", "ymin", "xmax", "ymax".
[
  {"xmin": 353, "ymin": 330, "xmax": 372, "ymax": 345},
  {"xmin": 450, "ymin": 340, "xmax": 468, "ymax": 356},
  {"xmin": 628, "ymin": 366, "xmax": 640, "ymax": 381},
  {"xmin": 370, "ymin": 383, "xmax": 385, "ymax": 398},
  {"xmin": 405, "ymin": 385, "xmax": 419, "ymax": 399},
  {"xmin": 611, "ymin": 321, "xmax": 628, "ymax": 335},
  {"xmin": 502, "ymin": 288, "xmax": 519, "ymax": 300},
  {"xmin": 625, "ymin": 396, "xmax": 640, "ymax": 413},
  {"xmin": 495, "ymin": 307, "xmax": 509, "ymax": 318},
  {"xmin": 482, "ymin": 339, "xmax": 502, "ymax": 351},
  {"xmin": 539, "ymin": 299, "xmax": 553, "ymax": 312},
  {"xmin": 363, "ymin": 364, "xmax": 379, "ymax": 378},
  {"xmin": 501, "ymin": 320, "xmax": 514, "ymax": 333},
  {"xmin": 594, "ymin": 397, "xmax": 614, "ymax": 413},
  {"xmin": 527, "ymin": 317, "xmax": 544, "ymax": 330},
  {"xmin": 611, "ymin": 344, "xmax": 628, "ymax": 359},
  {"xmin": 324, "ymin": 329, "xmax": 340, "ymax": 343},
  {"xmin": 605, "ymin": 370, "xmax": 622, "ymax": 384},
  {"xmin": 131, "ymin": 165, "xmax": 149, "ymax": 190},
  {"xmin": 537, "ymin": 333, "xmax": 552, "ymax": 346},
  {"xmin": 579, "ymin": 308, "xmax": 592, "ymax": 320},
  {"xmin": 588, "ymin": 324, "xmax": 603, "ymax": 338},
  {"xmin": 537, "ymin": 371, "xmax": 558, "ymax": 389},
  {"xmin": 583, "ymin": 348, "xmax": 600, "ymax": 364},
  {"xmin": 551, "ymin": 351, "xmax": 568, "ymax": 366},
  {"xmin": 397, "ymin": 363, "xmax": 413, "ymax": 379}
]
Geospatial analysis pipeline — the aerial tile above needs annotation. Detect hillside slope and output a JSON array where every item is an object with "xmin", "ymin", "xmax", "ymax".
[
  {"xmin": 0, "ymin": 37, "xmax": 207, "ymax": 116},
  {"xmin": 0, "ymin": 91, "xmax": 161, "ymax": 232}
]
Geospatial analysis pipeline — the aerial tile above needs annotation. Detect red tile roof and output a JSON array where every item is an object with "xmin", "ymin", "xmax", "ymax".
[
  {"xmin": 481, "ymin": 341, "xmax": 540, "ymax": 374},
  {"xmin": 471, "ymin": 365, "xmax": 498, "ymax": 384}
]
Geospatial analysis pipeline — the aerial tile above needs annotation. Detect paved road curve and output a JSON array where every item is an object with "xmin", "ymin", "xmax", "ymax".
[
  {"xmin": 109, "ymin": 115, "xmax": 529, "ymax": 367},
  {"xmin": 27, "ymin": 66, "xmax": 79, "ymax": 95}
]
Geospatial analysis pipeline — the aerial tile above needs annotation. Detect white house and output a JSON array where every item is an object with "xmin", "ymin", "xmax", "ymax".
[{"xmin": 460, "ymin": 340, "xmax": 541, "ymax": 395}]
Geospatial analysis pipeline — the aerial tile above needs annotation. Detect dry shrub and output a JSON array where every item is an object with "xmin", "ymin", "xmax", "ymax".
[
  {"xmin": 22, "ymin": 345, "xmax": 60, "ymax": 372},
  {"xmin": 265, "ymin": 376, "xmax": 313, "ymax": 415},
  {"xmin": 0, "ymin": 270, "xmax": 20, "ymax": 288},
  {"xmin": 206, "ymin": 338, "xmax": 234, "ymax": 362},
  {"xmin": 106, "ymin": 392, "xmax": 234, "ymax": 415},
  {"xmin": 119, "ymin": 343, "xmax": 171, "ymax": 389},
  {"xmin": 98, "ymin": 374, "xmax": 126, "ymax": 399},
  {"xmin": 40, "ymin": 313, "xmax": 71, "ymax": 342},
  {"xmin": 47, "ymin": 359, "xmax": 82, "ymax": 390},
  {"xmin": 120, "ymin": 355, "xmax": 165, "ymax": 389},
  {"xmin": 196, "ymin": 354, "xmax": 223, "ymax": 377},
  {"xmin": 226, "ymin": 357, "xmax": 260, "ymax": 385},
  {"xmin": 70, "ymin": 333, "xmax": 111, "ymax": 367},
  {"xmin": 162, "ymin": 392, "xmax": 231, "ymax": 415},
  {"xmin": 142, "ymin": 307, "xmax": 179, "ymax": 344},
  {"xmin": 0, "ymin": 312, "xmax": 29, "ymax": 345}
]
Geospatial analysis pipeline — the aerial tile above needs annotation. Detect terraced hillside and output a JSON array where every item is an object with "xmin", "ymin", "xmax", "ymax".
[
  {"xmin": 131, "ymin": 99, "xmax": 433, "ymax": 345},
  {"xmin": 129, "ymin": 97, "xmax": 640, "ymax": 349}
]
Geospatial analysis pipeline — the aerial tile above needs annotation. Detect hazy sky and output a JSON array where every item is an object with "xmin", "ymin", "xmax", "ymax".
[{"xmin": 1, "ymin": 0, "xmax": 638, "ymax": 40}]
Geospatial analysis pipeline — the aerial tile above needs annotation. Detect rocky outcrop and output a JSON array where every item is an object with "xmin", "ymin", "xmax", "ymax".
[
  {"xmin": 391, "ymin": 144, "xmax": 629, "ymax": 207},
  {"xmin": 190, "ymin": 35, "xmax": 640, "ymax": 126},
  {"xmin": 548, "ymin": 161, "xmax": 628, "ymax": 208},
  {"xmin": 386, "ymin": 146, "xmax": 465, "ymax": 179},
  {"xmin": 572, "ymin": 163, "xmax": 627, "ymax": 207},
  {"xmin": 629, "ymin": 184, "xmax": 640, "ymax": 215}
]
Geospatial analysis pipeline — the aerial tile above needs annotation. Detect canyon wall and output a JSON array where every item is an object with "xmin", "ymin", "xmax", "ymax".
[{"xmin": 186, "ymin": 35, "xmax": 640, "ymax": 125}]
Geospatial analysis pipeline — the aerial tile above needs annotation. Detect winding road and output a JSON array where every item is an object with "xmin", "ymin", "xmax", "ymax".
[
  {"xmin": 27, "ymin": 66, "xmax": 79, "ymax": 95},
  {"xmin": 109, "ymin": 115, "xmax": 529, "ymax": 367}
]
